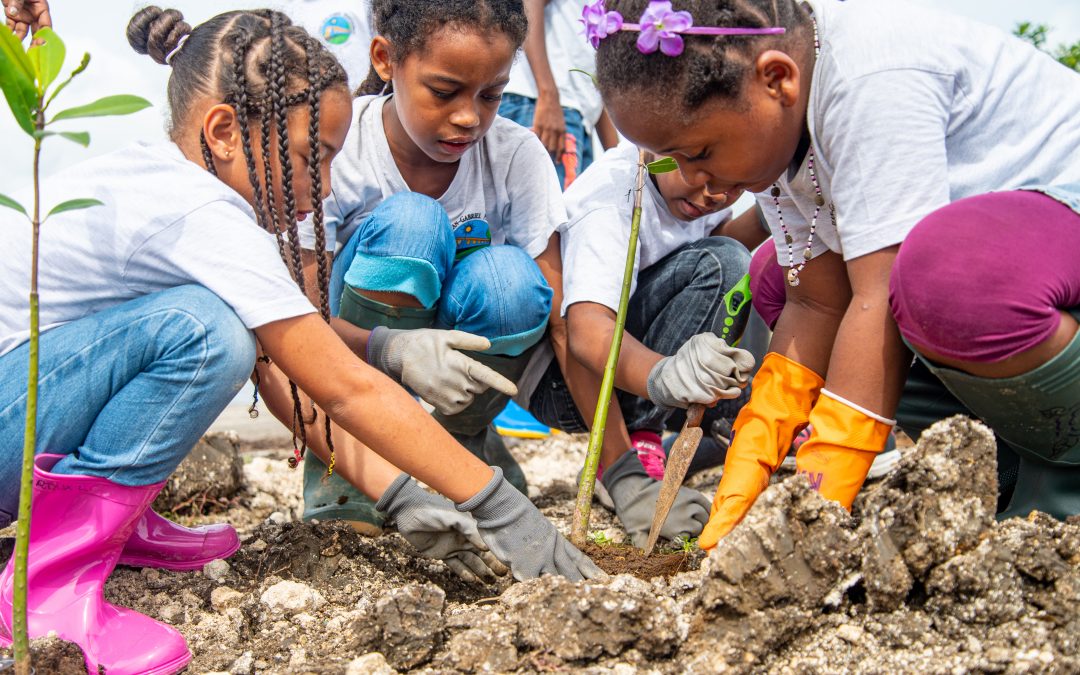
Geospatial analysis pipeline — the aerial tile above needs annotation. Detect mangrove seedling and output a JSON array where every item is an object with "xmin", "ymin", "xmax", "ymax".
[{"xmin": 0, "ymin": 25, "xmax": 150, "ymax": 674}]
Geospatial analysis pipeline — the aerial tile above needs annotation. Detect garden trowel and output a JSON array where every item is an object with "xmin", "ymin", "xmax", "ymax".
[{"xmin": 643, "ymin": 273, "xmax": 753, "ymax": 555}]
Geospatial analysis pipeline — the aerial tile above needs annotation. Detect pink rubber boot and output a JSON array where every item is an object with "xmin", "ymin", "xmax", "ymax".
[
  {"xmin": 0, "ymin": 454, "xmax": 192, "ymax": 675},
  {"xmin": 118, "ymin": 509, "xmax": 240, "ymax": 571}
]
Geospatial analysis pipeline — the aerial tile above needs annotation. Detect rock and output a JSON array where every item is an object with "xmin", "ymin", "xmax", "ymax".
[
  {"xmin": 436, "ymin": 612, "xmax": 518, "ymax": 673},
  {"xmin": 230, "ymin": 650, "xmax": 255, "ymax": 674},
  {"xmin": 374, "ymin": 583, "xmax": 446, "ymax": 669},
  {"xmin": 856, "ymin": 417, "xmax": 998, "ymax": 611},
  {"xmin": 203, "ymin": 558, "xmax": 230, "ymax": 581},
  {"xmin": 210, "ymin": 586, "xmax": 244, "ymax": 612},
  {"xmin": 153, "ymin": 432, "xmax": 244, "ymax": 513},
  {"xmin": 260, "ymin": 580, "xmax": 326, "ymax": 616},
  {"xmin": 345, "ymin": 652, "xmax": 398, "ymax": 675},
  {"xmin": 501, "ymin": 574, "xmax": 680, "ymax": 661}
]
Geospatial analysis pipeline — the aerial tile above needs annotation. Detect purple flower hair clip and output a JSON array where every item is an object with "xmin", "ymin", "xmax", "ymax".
[{"xmin": 582, "ymin": 0, "xmax": 787, "ymax": 57}]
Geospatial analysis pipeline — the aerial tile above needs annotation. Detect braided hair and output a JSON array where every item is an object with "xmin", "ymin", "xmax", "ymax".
[
  {"xmin": 357, "ymin": 0, "xmax": 528, "ymax": 95},
  {"xmin": 127, "ymin": 6, "xmax": 348, "ymax": 472},
  {"xmin": 595, "ymin": 0, "xmax": 811, "ymax": 114}
]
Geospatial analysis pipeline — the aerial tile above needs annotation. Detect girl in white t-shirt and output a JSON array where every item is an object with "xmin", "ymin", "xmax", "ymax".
[
  {"xmin": 297, "ymin": 0, "xmax": 567, "ymax": 528},
  {"xmin": 588, "ymin": 0, "xmax": 1080, "ymax": 548},
  {"xmin": 0, "ymin": 8, "xmax": 596, "ymax": 672},
  {"xmin": 528, "ymin": 141, "xmax": 765, "ymax": 547}
]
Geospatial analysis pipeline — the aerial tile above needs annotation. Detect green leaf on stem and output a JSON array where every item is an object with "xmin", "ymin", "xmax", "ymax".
[
  {"xmin": 646, "ymin": 157, "xmax": 679, "ymax": 174},
  {"xmin": 45, "ymin": 53, "xmax": 89, "ymax": 110},
  {"xmin": 59, "ymin": 131, "xmax": 90, "ymax": 146},
  {"xmin": 0, "ymin": 193, "xmax": 28, "ymax": 216},
  {"xmin": 50, "ymin": 94, "xmax": 151, "ymax": 123},
  {"xmin": 569, "ymin": 67, "xmax": 599, "ymax": 88},
  {"xmin": 0, "ymin": 25, "xmax": 38, "ymax": 134},
  {"xmin": 46, "ymin": 198, "xmax": 102, "ymax": 219},
  {"xmin": 27, "ymin": 27, "xmax": 64, "ymax": 93}
]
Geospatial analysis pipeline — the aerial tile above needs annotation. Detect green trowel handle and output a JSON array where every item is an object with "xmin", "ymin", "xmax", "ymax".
[{"xmin": 718, "ymin": 272, "xmax": 753, "ymax": 346}]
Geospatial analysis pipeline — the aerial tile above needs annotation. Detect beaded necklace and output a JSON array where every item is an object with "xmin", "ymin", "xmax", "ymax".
[{"xmin": 771, "ymin": 15, "xmax": 831, "ymax": 288}]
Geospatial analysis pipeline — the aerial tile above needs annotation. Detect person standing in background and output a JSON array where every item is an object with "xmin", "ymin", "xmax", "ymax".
[
  {"xmin": 289, "ymin": 0, "xmax": 373, "ymax": 90},
  {"xmin": 500, "ymin": 0, "xmax": 620, "ymax": 189}
]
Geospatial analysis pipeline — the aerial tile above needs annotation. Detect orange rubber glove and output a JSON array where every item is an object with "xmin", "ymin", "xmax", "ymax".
[
  {"xmin": 794, "ymin": 389, "xmax": 894, "ymax": 510},
  {"xmin": 698, "ymin": 352, "xmax": 824, "ymax": 550}
]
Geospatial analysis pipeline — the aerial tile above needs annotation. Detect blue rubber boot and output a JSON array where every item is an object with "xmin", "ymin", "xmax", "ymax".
[{"xmin": 494, "ymin": 400, "xmax": 552, "ymax": 439}]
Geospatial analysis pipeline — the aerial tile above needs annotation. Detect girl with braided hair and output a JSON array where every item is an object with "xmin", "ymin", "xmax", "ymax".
[
  {"xmin": 587, "ymin": 0, "xmax": 1080, "ymax": 550},
  {"xmin": 0, "ymin": 6, "xmax": 598, "ymax": 673}
]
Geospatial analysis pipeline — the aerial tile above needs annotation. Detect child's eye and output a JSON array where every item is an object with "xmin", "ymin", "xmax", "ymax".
[
  {"xmin": 686, "ymin": 148, "xmax": 710, "ymax": 162},
  {"xmin": 482, "ymin": 91, "xmax": 504, "ymax": 103},
  {"xmin": 429, "ymin": 86, "xmax": 454, "ymax": 99}
]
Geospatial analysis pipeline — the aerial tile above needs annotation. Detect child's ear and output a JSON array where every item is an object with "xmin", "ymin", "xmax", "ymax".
[
  {"xmin": 370, "ymin": 36, "xmax": 394, "ymax": 85},
  {"xmin": 755, "ymin": 50, "xmax": 801, "ymax": 108},
  {"xmin": 202, "ymin": 103, "xmax": 242, "ymax": 163}
]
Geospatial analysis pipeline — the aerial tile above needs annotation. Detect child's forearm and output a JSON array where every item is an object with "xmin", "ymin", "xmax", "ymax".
[
  {"xmin": 566, "ymin": 302, "xmax": 662, "ymax": 400},
  {"xmin": 560, "ymin": 351, "xmax": 634, "ymax": 467}
]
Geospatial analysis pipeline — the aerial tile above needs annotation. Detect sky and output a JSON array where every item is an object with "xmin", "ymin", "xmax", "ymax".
[{"xmin": 1, "ymin": 0, "xmax": 1079, "ymax": 191}]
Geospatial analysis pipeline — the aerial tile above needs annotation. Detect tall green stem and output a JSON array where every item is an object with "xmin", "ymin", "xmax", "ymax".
[
  {"xmin": 570, "ymin": 149, "xmax": 647, "ymax": 547},
  {"xmin": 13, "ymin": 127, "xmax": 43, "ymax": 675}
]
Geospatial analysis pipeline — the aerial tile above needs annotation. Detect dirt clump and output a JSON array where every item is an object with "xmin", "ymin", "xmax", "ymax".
[
  {"xmin": 583, "ymin": 542, "xmax": 702, "ymax": 579},
  {"xmin": 0, "ymin": 636, "xmax": 86, "ymax": 674},
  {"xmin": 153, "ymin": 431, "xmax": 245, "ymax": 516}
]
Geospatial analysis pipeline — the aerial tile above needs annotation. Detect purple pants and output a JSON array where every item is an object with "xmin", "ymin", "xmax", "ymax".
[{"xmin": 750, "ymin": 190, "xmax": 1080, "ymax": 363}]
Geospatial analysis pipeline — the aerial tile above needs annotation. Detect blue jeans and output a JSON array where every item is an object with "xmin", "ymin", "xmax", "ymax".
[
  {"xmin": 0, "ymin": 286, "xmax": 256, "ymax": 525},
  {"xmin": 498, "ymin": 93, "xmax": 593, "ymax": 189},
  {"xmin": 332, "ymin": 192, "xmax": 552, "ymax": 356},
  {"xmin": 530, "ymin": 237, "xmax": 753, "ymax": 434}
]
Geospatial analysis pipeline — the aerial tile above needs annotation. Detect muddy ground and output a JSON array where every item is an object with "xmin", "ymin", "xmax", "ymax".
[{"xmin": 9, "ymin": 416, "xmax": 1080, "ymax": 674}]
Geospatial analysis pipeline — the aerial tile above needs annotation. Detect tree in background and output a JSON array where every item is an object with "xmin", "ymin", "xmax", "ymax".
[{"xmin": 1015, "ymin": 21, "xmax": 1080, "ymax": 71}]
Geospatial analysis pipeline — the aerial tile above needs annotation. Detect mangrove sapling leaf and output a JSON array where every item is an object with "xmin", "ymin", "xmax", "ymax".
[
  {"xmin": 0, "ymin": 25, "xmax": 151, "ymax": 675},
  {"xmin": 569, "ymin": 67, "xmax": 599, "ymax": 88},
  {"xmin": 0, "ymin": 27, "xmax": 36, "ymax": 135},
  {"xmin": 44, "ymin": 53, "xmax": 90, "ymax": 111},
  {"xmin": 50, "ymin": 94, "xmax": 151, "ymax": 123},
  {"xmin": 46, "ymin": 198, "xmax": 102, "ymax": 220},
  {"xmin": 571, "ymin": 149, "xmax": 648, "ymax": 547},
  {"xmin": 26, "ymin": 28, "xmax": 64, "ymax": 93},
  {"xmin": 646, "ymin": 157, "xmax": 679, "ymax": 174},
  {"xmin": 0, "ymin": 194, "xmax": 28, "ymax": 217},
  {"xmin": 57, "ymin": 131, "xmax": 90, "ymax": 147}
]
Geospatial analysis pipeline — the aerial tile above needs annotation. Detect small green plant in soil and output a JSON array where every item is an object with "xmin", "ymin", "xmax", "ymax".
[{"xmin": 0, "ymin": 25, "xmax": 150, "ymax": 674}]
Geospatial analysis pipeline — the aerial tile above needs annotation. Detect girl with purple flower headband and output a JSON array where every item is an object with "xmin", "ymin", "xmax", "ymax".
[{"xmin": 584, "ymin": 0, "xmax": 1080, "ymax": 549}]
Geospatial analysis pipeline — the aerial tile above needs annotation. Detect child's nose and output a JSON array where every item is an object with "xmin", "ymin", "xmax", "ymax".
[{"xmin": 450, "ymin": 101, "xmax": 480, "ymax": 129}]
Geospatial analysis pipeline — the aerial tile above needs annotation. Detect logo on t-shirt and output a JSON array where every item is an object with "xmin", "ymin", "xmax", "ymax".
[
  {"xmin": 321, "ymin": 14, "xmax": 354, "ymax": 45},
  {"xmin": 453, "ymin": 218, "xmax": 491, "ymax": 260}
]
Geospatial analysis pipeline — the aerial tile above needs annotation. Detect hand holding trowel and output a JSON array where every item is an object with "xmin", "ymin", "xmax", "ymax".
[{"xmin": 644, "ymin": 273, "xmax": 753, "ymax": 555}]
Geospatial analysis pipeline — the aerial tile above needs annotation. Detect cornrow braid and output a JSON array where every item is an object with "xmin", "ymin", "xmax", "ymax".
[
  {"xmin": 595, "ymin": 0, "xmax": 811, "ymax": 113},
  {"xmin": 129, "ymin": 6, "xmax": 348, "ymax": 473}
]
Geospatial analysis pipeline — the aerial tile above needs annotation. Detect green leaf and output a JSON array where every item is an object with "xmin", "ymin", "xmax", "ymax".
[
  {"xmin": 46, "ymin": 198, "xmax": 102, "ymax": 219},
  {"xmin": 58, "ymin": 130, "xmax": 90, "ymax": 146},
  {"xmin": 646, "ymin": 157, "xmax": 679, "ymax": 174},
  {"xmin": 27, "ymin": 27, "xmax": 64, "ymax": 93},
  {"xmin": 50, "ymin": 94, "xmax": 151, "ymax": 123},
  {"xmin": 44, "ymin": 52, "xmax": 89, "ymax": 110},
  {"xmin": 0, "ymin": 193, "xmax": 28, "ymax": 216},
  {"xmin": 569, "ymin": 67, "xmax": 599, "ymax": 89},
  {"xmin": 0, "ymin": 26, "xmax": 38, "ymax": 134}
]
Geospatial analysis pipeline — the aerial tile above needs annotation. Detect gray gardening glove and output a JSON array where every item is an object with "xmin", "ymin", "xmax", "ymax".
[
  {"xmin": 646, "ymin": 333, "xmax": 755, "ymax": 409},
  {"xmin": 376, "ymin": 473, "xmax": 509, "ymax": 583},
  {"xmin": 367, "ymin": 326, "xmax": 517, "ymax": 416},
  {"xmin": 600, "ymin": 450, "xmax": 710, "ymax": 548},
  {"xmin": 457, "ymin": 467, "xmax": 604, "ymax": 582}
]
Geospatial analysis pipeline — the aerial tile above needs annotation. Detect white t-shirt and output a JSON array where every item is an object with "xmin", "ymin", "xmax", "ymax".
[
  {"xmin": 0, "ymin": 142, "xmax": 315, "ymax": 357},
  {"xmin": 760, "ymin": 0, "xmax": 1080, "ymax": 263},
  {"xmin": 561, "ymin": 143, "xmax": 732, "ymax": 316},
  {"xmin": 308, "ymin": 95, "xmax": 566, "ymax": 258},
  {"xmin": 288, "ymin": 0, "xmax": 373, "ymax": 91},
  {"xmin": 504, "ymin": 0, "xmax": 604, "ymax": 128}
]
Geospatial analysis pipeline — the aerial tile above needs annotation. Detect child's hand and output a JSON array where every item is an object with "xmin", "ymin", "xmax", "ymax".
[
  {"xmin": 366, "ymin": 327, "xmax": 518, "ymax": 416},
  {"xmin": 376, "ymin": 473, "xmax": 508, "ymax": 584},
  {"xmin": 600, "ymin": 451, "xmax": 710, "ymax": 548},
  {"xmin": 3, "ymin": 0, "xmax": 52, "ymax": 40},
  {"xmin": 646, "ymin": 333, "xmax": 755, "ymax": 409},
  {"xmin": 457, "ymin": 468, "xmax": 604, "ymax": 581}
]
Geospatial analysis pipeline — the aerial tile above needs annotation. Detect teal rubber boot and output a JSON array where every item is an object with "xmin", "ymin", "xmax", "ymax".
[
  {"xmin": 917, "ymin": 315, "xmax": 1080, "ymax": 521},
  {"xmin": 433, "ymin": 349, "xmax": 533, "ymax": 495},
  {"xmin": 302, "ymin": 291, "xmax": 436, "ymax": 531}
]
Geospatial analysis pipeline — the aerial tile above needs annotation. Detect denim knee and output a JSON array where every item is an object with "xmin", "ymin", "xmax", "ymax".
[
  {"xmin": 342, "ymin": 192, "xmax": 455, "ymax": 309},
  {"xmin": 438, "ymin": 246, "xmax": 552, "ymax": 356}
]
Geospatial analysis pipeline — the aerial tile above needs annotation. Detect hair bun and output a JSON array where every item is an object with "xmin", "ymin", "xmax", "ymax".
[{"xmin": 127, "ymin": 6, "xmax": 192, "ymax": 65}]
